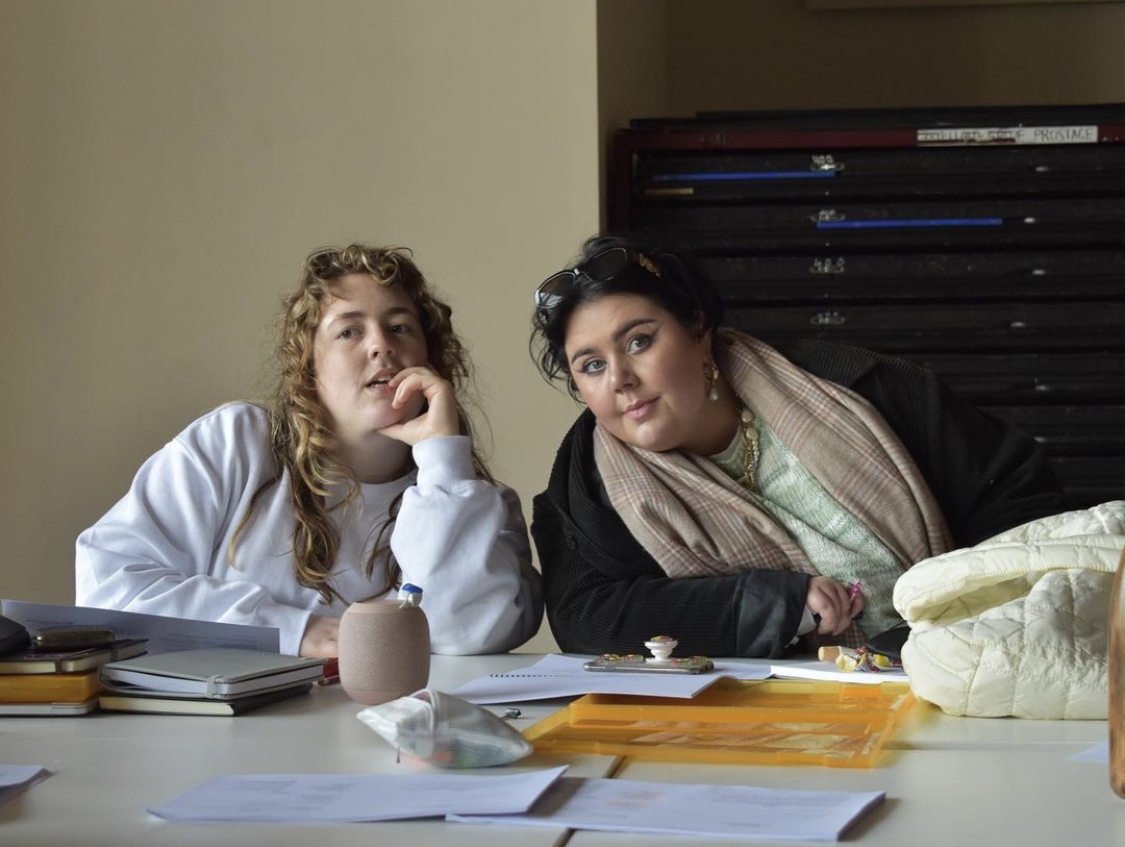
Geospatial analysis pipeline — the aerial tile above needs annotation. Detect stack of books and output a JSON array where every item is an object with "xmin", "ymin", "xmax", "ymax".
[
  {"xmin": 0, "ymin": 638, "xmax": 148, "ymax": 716},
  {"xmin": 98, "ymin": 648, "xmax": 325, "ymax": 716}
]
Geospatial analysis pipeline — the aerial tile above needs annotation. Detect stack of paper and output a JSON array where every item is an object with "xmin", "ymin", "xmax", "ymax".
[{"xmin": 0, "ymin": 609, "xmax": 149, "ymax": 716}]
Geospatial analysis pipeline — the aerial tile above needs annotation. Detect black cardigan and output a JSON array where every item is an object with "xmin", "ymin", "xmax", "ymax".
[{"xmin": 531, "ymin": 340, "xmax": 1064, "ymax": 659}]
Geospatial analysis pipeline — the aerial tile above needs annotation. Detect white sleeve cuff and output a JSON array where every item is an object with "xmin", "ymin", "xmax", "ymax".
[
  {"xmin": 797, "ymin": 605, "xmax": 817, "ymax": 636},
  {"xmin": 412, "ymin": 435, "xmax": 476, "ymax": 488}
]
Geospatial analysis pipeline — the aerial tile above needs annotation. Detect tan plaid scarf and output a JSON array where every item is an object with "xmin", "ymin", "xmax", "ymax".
[{"xmin": 594, "ymin": 330, "xmax": 951, "ymax": 591}]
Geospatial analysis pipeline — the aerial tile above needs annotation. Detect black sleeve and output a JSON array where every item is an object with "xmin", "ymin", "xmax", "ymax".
[
  {"xmin": 848, "ymin": 354, "xmax": 1064, "ymax": 547},
  {"xmin": 531, "ymin": 490, "xmax": 811, "ymax": 659}
]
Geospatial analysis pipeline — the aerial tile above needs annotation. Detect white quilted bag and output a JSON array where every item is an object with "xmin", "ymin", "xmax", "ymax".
[{"xmin": 893, "ymin": 501, "xmax": 1125, "ymax": 719}]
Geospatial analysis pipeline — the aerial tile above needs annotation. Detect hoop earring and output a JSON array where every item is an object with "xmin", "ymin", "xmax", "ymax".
[{"xmin": 704, "ymin": 359, "xmax": 720, "ymax": 402}]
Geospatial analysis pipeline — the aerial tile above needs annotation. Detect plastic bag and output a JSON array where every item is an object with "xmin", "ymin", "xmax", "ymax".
[{"xmin": 356, "ymin": 688, "xmax": 532, "ymax": 768}]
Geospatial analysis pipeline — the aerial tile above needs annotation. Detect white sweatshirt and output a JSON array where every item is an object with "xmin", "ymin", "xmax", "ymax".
[{"xmin": 75, "ymin": 402, "xmax": 543, "ymax": 656}]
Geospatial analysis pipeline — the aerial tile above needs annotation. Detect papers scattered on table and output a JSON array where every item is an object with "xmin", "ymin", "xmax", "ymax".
[
  {"xmin": 1, "ymin": 600, "xmax": 279, "ymax": 654},
  {"xmin": 0, "ymin": 765, "xmax": 50, "ymax": 808},
  {"xmin": 1070, "ymin": 740, "xmax": 1109, "ymax": 763},
  {"xmin": 148, "ymin": 764, "xmax": 884, "ymax": 837},
  {"xmin": 148, "ymin": 765, "xmax": 568, "ymax": 823},
  {"xmin": 451, "ymin": 654, "xmax": 770, "ymax": 704},
  {"xmin": 451, "ymin": 777, "xmax": 885, "ymax": 842}
]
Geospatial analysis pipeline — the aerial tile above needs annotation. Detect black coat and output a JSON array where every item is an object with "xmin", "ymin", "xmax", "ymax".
[{"xmin": 531, "ymin": 340, "xmax": 1064, "ymax": 659}]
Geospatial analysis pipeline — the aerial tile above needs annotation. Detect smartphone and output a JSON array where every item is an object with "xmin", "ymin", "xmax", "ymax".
[
  {"xmin": 584, "ymin": 655, "xmax": 714, "ymax": 674},
  {"xmin": 32, "ymin": 626, "xmax": 117, "ymax": 650},
  {"xmin": 0, "ymin": 615, "xmax": 31, "ymax": 654},
  {"xmin": 864, "ymin": 625, "xmax": 910, "ymax": 661}
]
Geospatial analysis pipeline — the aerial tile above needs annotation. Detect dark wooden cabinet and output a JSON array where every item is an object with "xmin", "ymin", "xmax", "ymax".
[{"xmin": 611, "ymin": 104, "xmax": 1125, "ymax": 509}]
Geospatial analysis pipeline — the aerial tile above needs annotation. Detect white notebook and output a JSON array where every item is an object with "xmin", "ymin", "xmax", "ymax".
[{"xmin": 100, "ymin": 648, "xmax": 324, "ymax": 698}]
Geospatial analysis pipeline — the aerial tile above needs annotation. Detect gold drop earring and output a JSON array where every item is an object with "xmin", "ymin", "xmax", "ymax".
[{"xmin": 704, "ymin": 359, "xmax": 720, "ymax": 402}]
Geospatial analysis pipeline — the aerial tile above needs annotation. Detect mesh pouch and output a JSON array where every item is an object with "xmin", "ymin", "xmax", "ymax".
[{"xmin": 356, "ymin": 688, "xmax": 532, "ymax": 768}]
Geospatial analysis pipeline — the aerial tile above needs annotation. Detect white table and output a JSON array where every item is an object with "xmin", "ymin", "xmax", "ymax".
[
  {"xmin": 571, "ymin": 747, "xmax": 1125, "ymax": 847},
  {"xmin": 2, "ymin": 653, "xmax": 1123, "ymax": 846},
  {"xmin": 0, "ymin": 653, "xmax": 615, "ymax": 847},
  {"xmin": 891, "ymin": 697, "xmax": 1110, "ymax": 750}
]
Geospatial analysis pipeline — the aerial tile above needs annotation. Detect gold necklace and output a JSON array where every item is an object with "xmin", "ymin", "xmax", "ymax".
[{"xmin": 738, "ymin": 407, "xmax": 760, "ymax": 491}]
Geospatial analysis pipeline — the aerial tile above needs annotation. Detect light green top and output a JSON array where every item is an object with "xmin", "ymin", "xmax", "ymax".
[{"xmin": 710, "ymin": 412, "xmax": 904, "ymax": 638}]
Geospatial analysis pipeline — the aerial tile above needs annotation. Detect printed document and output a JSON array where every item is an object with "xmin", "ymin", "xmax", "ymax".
[
  {"xmin": 450, "ymin": 776, "xmax": 885, "ymax": 842},
  {"xmin": 148, "ymin": 766, "xmax": 567, "ymax": 823},
  {"xmin": 1, "ymin": 600, "xmax": 279, "ymax": 654},
  {"xmin": 0, "ymin": 765, "xmax": 50, "ymax": 808},
  {"xmin": 1070, "ymin": 740, "xmax": 1109, "ymax": 763},
  {"xmin": 451, "ymin": 654, "xmax": 770, "ymax": 704}
]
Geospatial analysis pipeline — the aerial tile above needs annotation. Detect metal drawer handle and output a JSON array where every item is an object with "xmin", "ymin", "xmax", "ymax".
[
  {"xmin": 810, "ymin": 257, "xmax": 846, "ymax": 275},
  {"xmin": 810, "ymin": 154, "xmax": 844, "ymax": 172},
  {"xmin": 811, "ymin": 311, "xmax": 847, "ymax": 327}
]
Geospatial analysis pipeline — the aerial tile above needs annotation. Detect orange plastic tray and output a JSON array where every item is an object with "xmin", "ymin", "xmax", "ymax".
[{"xmin": 523, "ymin": 677, "xmax": 915, "ymax": 768}]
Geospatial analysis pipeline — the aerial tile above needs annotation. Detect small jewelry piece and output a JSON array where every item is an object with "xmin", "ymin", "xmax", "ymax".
[
  {"xmin": 636, "ymin": 252, "xmax": 661, "ymax": 277},
  {"xmin": 644, "ymin": 635, "xmax": 679, "ymax": 662},
  {"xmin": 705, "ymin": 360, "xmax": 720, "ymax": 402},
  {"xmin": 739, "ymin": 407, "xmax": 760, "ymax": 491},
  {"xmin": 585, "ymin": 638, "xmax": 714, "ymax": 673}
]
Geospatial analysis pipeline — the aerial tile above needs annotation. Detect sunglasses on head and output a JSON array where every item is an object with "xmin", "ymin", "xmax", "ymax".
[{"xmin": 535, "ymin": 246, "xmax": 662, "ymax": 312}]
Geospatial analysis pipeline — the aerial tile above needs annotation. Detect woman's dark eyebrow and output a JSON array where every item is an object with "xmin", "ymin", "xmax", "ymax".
[
  {"xmin": 326, "ymin": 309, "xmax": 365, "ymax": 325},
  {"xmin": 569, "ymin": 318, "xmax": 658, "ymax": 365},
  {"xmin": 613, "ymin": 317, "xmax": 657, "ymax": 343}
]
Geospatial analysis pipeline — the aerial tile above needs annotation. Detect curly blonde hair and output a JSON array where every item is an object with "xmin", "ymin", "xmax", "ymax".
[{"xmin": 232, "ymin": 244, "xmax": 490, "ymax": 604}]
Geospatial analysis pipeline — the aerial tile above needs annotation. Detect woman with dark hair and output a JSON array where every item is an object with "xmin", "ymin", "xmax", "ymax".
[
  {"xmin": 529, "ymin": 234, "xmax": 1061, "ymax": 658},
  {"xmin": 78, "ymin": 244, "xmax": 542, "ymax": 658}
]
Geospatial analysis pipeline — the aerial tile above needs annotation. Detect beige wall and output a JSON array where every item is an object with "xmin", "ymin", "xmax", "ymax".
[
  {"xmin": 0, "ymin": 0, "xmax": 599, "ymax": 652},
  {"xmin": 3, "ymin": 0, "xmax": 1123, "ymax": 655},
  {"xmin": 660, "ymin": 0, "xmax": 1125, "ymax": 112},
  {"xmin": 596, "ymin": 0, "xmax": 673, "ymax": 226}
]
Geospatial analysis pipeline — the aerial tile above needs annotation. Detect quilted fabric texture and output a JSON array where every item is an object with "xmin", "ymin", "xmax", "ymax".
[{"xmin": 893, "ymin": 501, "xmax": 1125, "ymax": 719}]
